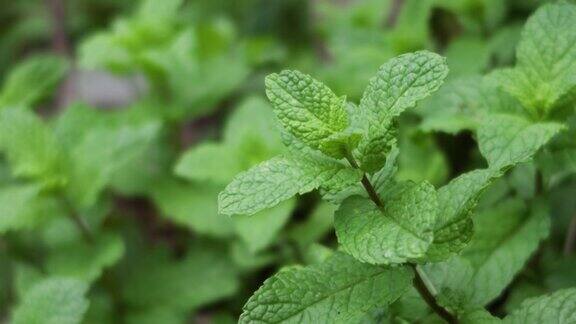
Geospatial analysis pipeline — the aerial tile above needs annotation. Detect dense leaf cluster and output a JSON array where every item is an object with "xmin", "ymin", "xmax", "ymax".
[{"xmin": 0, "ymin": 0, "xmax": 575, "ymax": 323}]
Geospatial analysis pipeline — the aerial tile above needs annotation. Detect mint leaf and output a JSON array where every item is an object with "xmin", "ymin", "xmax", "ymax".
[
  {"xmin": 233, "ymin": 199, "xmax": 295, "ymax": 253},
  {"xmin": 460, "ymin": 309, "xmax": 502, "ymax": 324},
  {"xmin": 418, "ymin": 76, "xmax": 524, "ymax": 134},
  {"xmin": 121, "ymin": 243, "xmax": 239, "ymax": 312},
  {"xmin": 335, "ymin": 181, "xmax": 437, "ymax": 264},
  {"xmin": 175, "ymin": 142, "xmax": 242, "ymax": 184},
  {"xmin": 265, "ymin": 70, "xmax": 350, "ymax": 157},
  {"xmin": 151, "ymin": 180, "xmax": 233, "ymax": 237},
  {"xmin": 495, "ymin": 3, "xmax": 576, "ymax": 116},
  {"xmin": 0, "ymin": 55, "xmax": 68, "ymax": 109},
  {"xmin": 223, "ymin": 96, "xmax": 283, "ymax": 151},
  {"xmin": 46, "ymin": 232, "xmax": 124, "ymax": 282},
  {"xmin": 176, "ymin": 96, "xmax": 284, "ymax": 185},
  {"xmin": 463, "ymin": 200, "xmax": 550, "ymax": 306},
  {"xmin": 219, "ymin": 155, "xmax": 361, "ymax": 215},
  {"xmin": 0, "ymin": 109, "xmax": 65, "ymax": 187},
  {"xmin": 505, "ymin": 288, "xmax": 576, "ymax": 323},
  {"xmin": 288, "ymin": 202, "xmax": 337, "ymax": 247},
  {"xmin": 426, "ymin": 168, "xmax": 499, "ymax": 261},
  {"xmin": 478, "ymin": 114, "xmax": 565, "ymax": 170},
  {"xmin": 66, "ymin": 122, "xmax": 159, "ymax": 208},
  {"xmin": 0, "ymin": 184, "xmax": 44, "ymax": 233},
  {"xmin": 239, "ymin": 252, "xmax": 413, "ymax": 323},
  {"xmin": 426, "ymin": 200, "xmax": 550, "ymax": 309},
  {"xmin": 12, "ymin": 278, "xmax": 89, "ymax": 324},
  {"xmin": 356, "ymin": 51, "xmax": 448, "ymax": 172}
]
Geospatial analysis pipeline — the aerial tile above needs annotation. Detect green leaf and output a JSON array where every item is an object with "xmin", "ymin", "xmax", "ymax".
[
  {"xmin": 460, "ymin": 309, "xmax": 502, "ymax": 324},
  {"xmin": 265, "ymin": 70, "xmax": 350, "ymax": 157},
  {"xmin": 12, "ymin": 278, "xmax": 89, "ymax": 324},
  {"xmin": 66, "ymin": 122, "xmax": 159, "ymax": 208},
  {"xmin": 125, "ymin": 308, "xmax": 186, "ymax": 324},
  {"xmin": 495, "ymin": 3, "xmax": 576, "ymax": 116},
  {"xmin": 13, "ymin": 263, "xmax": 44, "ymax": 300},
  {"xmin": 356, "ymin": 51, "xmax": 448, "ymax": 172},
  {"xmin": 138, "ymin": 0, "xmax": 183, "ymax": 20},
  {"xmin": 397, "ymin": 128, "xmax": 449, "ymax": 185},
  {"xmin": 219, "ymin": 154, "xmax": 361, "ymax": 216},
  {"xmin": 0, "ymin": 55, "xmax": 68, "ymax": 108},
  {"xmin": 426, "ymin": 168, "xmax": 499, "ymax": 261},
  {"xmin": 121, "ymin": 243, "xmax": 239, "ymax": 312},
  {"xmin": 223, "ymin": 96, "xmax": 283, "ymax": 152},
  {"xmin": 239, "ymin": 252, "xmax": 413, "ymax": 323},
  {"xmin": 335, "ymin": 181, "xmax": 437, "ymax": 264},
  {"xmin": 445, "ymin": 36, "xmax": 490, "ymax": 78},
  {"xmin": 175, "ymin": 142, "xmax": 242, "ymax": 184},
  {"xmin": 288, "ymin": 202, "xmax": 337, "ymax": 247},
  {"xmin": 418, "ymin": 76, "xmax": 524, "ymax": 134},
  {"xmin": 0, "ymin": 184, "xmax": 52, "ymax": 233},
  {"xmin": 478, "ymin": 114, "xmax": 565, "ymax": 170},
  {"xmin": 426, "ymin": 199, "xmax": 550, "ymax": 310},
  {"xmin": 176, "ymin": 96, "xmax": 284, "ymax": 186},
  {"xmin": 464, "ymin": 200, "xmax": 550, "ymax": 306},
  {"xmin": 46, "ymin": 232, "xmax": 125, "ymax": 282},
  {"xmin": 233, "ymin": 199, "xmax": 295, "ymax": 253},
  {"xmin": 151, "ymin": 179, "xmax": 233, "ymax": 237},
  {"xmin": 0, "ymin": 109, "xmax": 65, "ymax": 187},
  {"xmin": 504, "ymin": 288, "xmax": 576, "ymax": 323}
]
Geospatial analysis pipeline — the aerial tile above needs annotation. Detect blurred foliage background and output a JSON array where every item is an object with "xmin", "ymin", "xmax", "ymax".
[{"xmin": 0, "ymin": 0, "xmax": 574, "ymax": 323}]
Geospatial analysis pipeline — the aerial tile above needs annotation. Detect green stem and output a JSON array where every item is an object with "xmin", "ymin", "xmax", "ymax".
[
  {"xmin": 345, "ymin": 153, "xmax": 458, "ymax": 323},
  {"xmin": 344, "ymin": 154, "xmax": 384, "ymax": 208},
  {"xmin": 535, "ymin": 169, "xmax": 544, "ymax": 196},
  {"xmin": 411, "ymin": 264, "xmax": 459, "ymax": 324}
]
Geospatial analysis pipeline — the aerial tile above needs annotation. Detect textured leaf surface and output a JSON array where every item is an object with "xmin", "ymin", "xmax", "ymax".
[
  {"xmin": 219, "ymin": 155, "xmax": 360, "ymax": 216},
  {"xmin": 496, "ymin": 3, "xmax": 576, "ymax": 115},
  {"xmin": 418, "ymin": 76, "xmax": 524, "ymax": 134},
  {"xmin": 176, "ymin": 96, "xmax": 284, "ymax": 185},
  {"xmin": 426, "ymin": 200, "xmax": 550, "ymax": 309},
  {"xmin": 265, "ymin": 70, "xmax": 349, "ymax": 156},
  {"xmin": 426, "ymin": 168, "xmax": 499, "ymax": 261},
  {"xmin": 504, "ymin": 288, "xmax": 576, "ymax": 324},
  {"xmin": 478, "ymin": 114, "xmax": 564, "ymax": 170},
  {"xmin": 335, "ymin": 181, "xmax": 437, "ymax": 264},
  {"xmin": 12, "ymin": 278, "xmax": 89, "ymax": 324},
  {"xmin": 239, "ymin": 252, "xmax": 412, "ymax": 323},
  {"xmin": 356, "ymin": 51, "xmax": 448, "ymax": 172}
]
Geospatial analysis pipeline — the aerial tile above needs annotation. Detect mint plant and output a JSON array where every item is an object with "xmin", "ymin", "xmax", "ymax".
[
  {"xmin": 220, "ymin": 51, "xmax": 467, "ymax": 322},
  {"xmin": 219, "ymin": 4, "xmax": 576, "ymax": 315},
  {"xmin": 2, "ymin": 0, "xmax": 576, "ymax": 323}
]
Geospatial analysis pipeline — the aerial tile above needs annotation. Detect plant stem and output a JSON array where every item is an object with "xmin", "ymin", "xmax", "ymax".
[
  {"xmin": 345, "ymin": 152, "xmax": 458, "ymax": 323},
  {"xmin": 344, "ymin": 154, "xmax": 384, "ymax": 208},
  {"xmin": 385, "ymin": 0, "xmax": 405, "ymax": 28},
  {"xmin": 564, "ymin": 213, "xmax": 576, "ymax": 256},
  {"xmin": 61, "ymin": 195, "xmax": 94, "ymax": 243},
  {"xmin": 411, "ymin": 264, "xmax": 459, "ymax": 324},
  {"xmin": 535, "ymin": 169, "xmax": 544, "ymax": 196}
]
